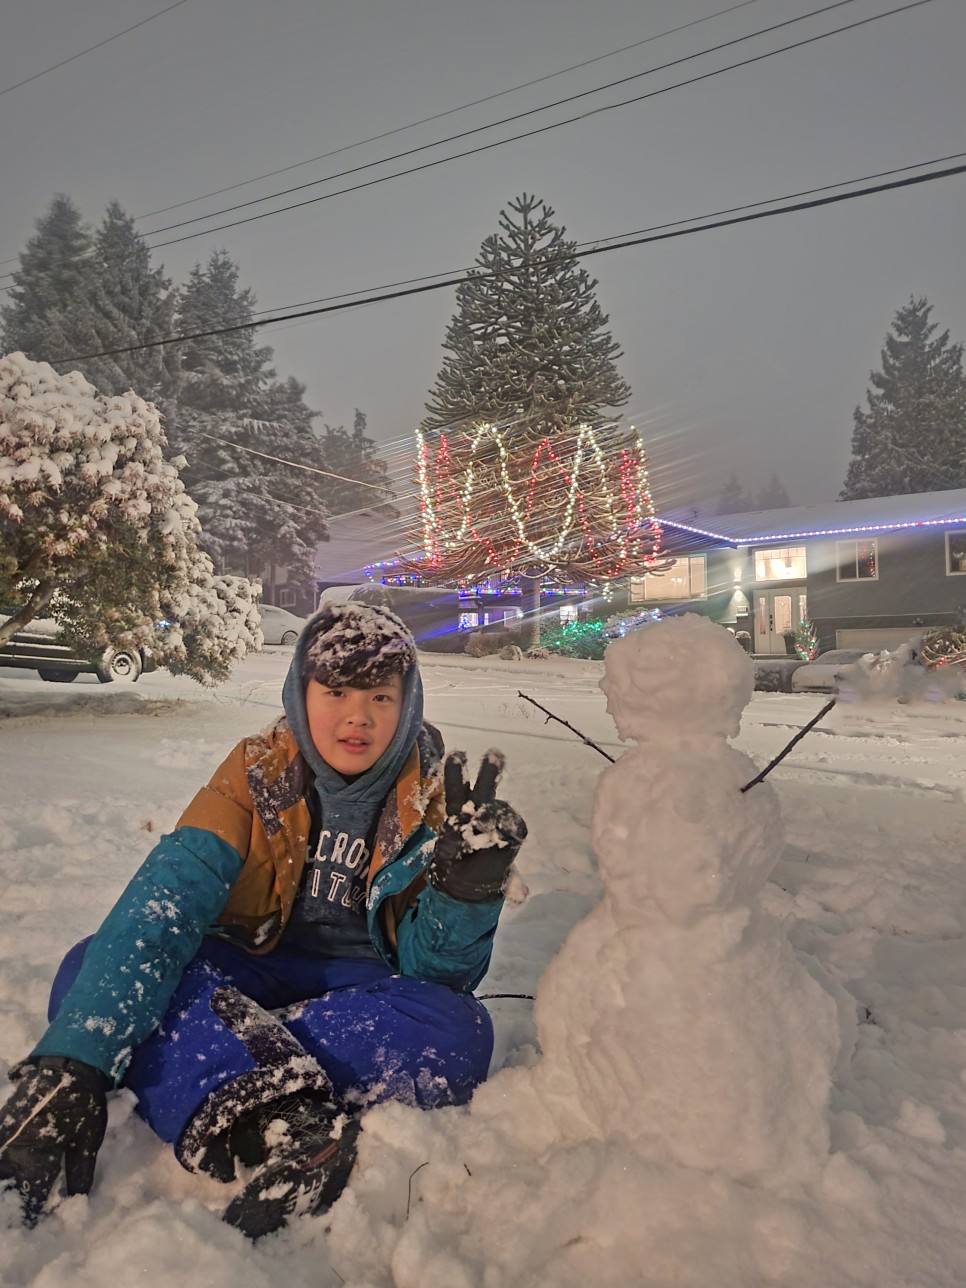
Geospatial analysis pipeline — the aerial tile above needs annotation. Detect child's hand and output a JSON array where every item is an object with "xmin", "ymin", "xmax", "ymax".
[
  {"xmin": 428, "ymin": 750, "xmax": 527, "ymax": 903},
  {"xmin": 0, "ymin": 1057, "xmax": 109, "ymax": 1225}
]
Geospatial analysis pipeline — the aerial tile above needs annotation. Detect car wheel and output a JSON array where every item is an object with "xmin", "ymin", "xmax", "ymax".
[
  {"xmin": 95, "ymin": 649, "xmax": 143, "ymax": 684},
  {"xmin": 38, "ymin": 669, "xmax": 79, "ymax": 683},
  {"xmin": 280, "ymin": 630, "xmax": 299, "ymax": 645}
]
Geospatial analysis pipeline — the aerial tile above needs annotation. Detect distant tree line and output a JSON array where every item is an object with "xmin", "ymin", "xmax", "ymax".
[
  {"xmin": 1, "ymin": 195, "xmax": 392, "ymax": 603},
  {"xmin": 716, "ymin": 471, "xmax": 792, "ymax": 516}
]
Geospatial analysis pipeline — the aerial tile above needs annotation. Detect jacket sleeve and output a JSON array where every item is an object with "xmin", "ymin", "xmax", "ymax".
[
  {"xmin": 31, "ymin": 739, "xmax": 256, "ymax": 1083},
  {"xmin": 32, "ymin": 827, "xmax": 243, "ymax": 1083},
  {"xmin": 394, "ymin": 882, "xmax": 503, "ymax": 993}
]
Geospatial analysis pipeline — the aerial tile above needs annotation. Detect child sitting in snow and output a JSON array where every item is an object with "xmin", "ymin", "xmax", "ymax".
[{"xmin": 0, "ymin": 603, "xmax": 527, "ymax": 1239}]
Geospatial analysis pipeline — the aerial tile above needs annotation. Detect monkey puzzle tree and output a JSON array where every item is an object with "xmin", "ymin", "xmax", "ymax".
[{"xmin": 411, "ymin": 194, "xmax": 663, "ymax": 646}]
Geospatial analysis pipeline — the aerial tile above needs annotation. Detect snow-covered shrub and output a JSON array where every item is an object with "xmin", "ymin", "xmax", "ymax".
[
  {"xmin": 464, "ymin": 628, "xmax": 517, "ymax": 657},
  {"xmin": 0, "ymin": 352, "xmax": 261, "ymax": 684}
]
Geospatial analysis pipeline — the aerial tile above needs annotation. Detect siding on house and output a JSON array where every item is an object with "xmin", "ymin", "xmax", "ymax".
[{"xmin": 646, "ymin": 488, "xmax": 966, "ymax": 655}]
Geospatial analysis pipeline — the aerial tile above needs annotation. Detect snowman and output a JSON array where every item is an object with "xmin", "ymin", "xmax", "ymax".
[{"xmin": 530, "ymin": 613, "xmax": 844, "ymax": 1190}]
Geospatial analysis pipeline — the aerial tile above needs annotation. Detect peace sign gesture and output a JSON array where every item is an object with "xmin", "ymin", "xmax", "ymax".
[{"xmin": 428, "ymin": 750, "xmax": 528, "ymax": 903}]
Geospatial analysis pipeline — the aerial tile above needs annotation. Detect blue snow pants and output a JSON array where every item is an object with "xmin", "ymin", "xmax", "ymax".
[{"xmin": 49, "ymin": 937, "xmax": 494, "ymax": 1157}]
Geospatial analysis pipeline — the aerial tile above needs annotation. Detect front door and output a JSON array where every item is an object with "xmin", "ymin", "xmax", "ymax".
[{"xmin": 755, "ymin": 589, "xmax": 806, "ymax": 654}]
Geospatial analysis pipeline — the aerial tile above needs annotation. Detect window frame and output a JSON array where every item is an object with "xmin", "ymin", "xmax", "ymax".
[
  {"xmin": 946, "ymin": 530, "xmax": 966, "ymax": 576},
  {"xmin": 753, "ymin": 545, "xmax": 808, "ymax": 583},
  {"xmin": 835, "ymin": 538, "xmax": 879, "ymax": 583},
  {"xmin": 629, "ymin": 555, "xmax": 708, "ymax": 604}
]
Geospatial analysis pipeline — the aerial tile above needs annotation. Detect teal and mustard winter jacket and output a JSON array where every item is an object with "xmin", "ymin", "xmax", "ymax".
[{"xmin": 34, "ymin": 718, "xmax": 504, "ymax": 1084}]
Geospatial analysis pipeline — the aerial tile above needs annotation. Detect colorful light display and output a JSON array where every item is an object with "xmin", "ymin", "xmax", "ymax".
[{"xmin": 407, "ymin": 419, "xmax": 664, "ymax": 584}]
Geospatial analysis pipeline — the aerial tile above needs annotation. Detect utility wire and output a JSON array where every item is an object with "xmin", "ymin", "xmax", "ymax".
[
  {"xmin": 0, "ymin": 0, "xmax": 933, "ymax": 278},
  {"xmin": 144, "ymin": 0, "xmax": 867, "ymax": 240},
  {"xmin": 55, "ymin": 157, "xmax": 966, "ymax": 366},
  {"xmin": 144, "ymin": 0, "xmax": 935, "ymax": 251},
  {"xmin": 0, "ymin": 0, "xmax": 191, "ymax": 100},
  {"xmin": 242, "ymin": 148, "xmax": 966, "ymax": 321},
  {"xmin": 136, "ymin": 0, "xmax": 765, "ymax": 221},
  {"xmin": 192, "ymin": 430, "xmax": 393, "ymax": 492}
]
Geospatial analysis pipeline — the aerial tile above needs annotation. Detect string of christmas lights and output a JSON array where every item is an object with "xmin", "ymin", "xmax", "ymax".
[{"xmin": 407, "ymin": 419, "xmax": 665, "ymax": 584}]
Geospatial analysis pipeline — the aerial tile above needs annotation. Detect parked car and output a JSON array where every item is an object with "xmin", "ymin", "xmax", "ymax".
[
  {"xmin": 257, "ymin": 604, "xmax": 306, "ymax": 645},
  {"xmin": 0, "ymin": 613, "xmax": 155, "ymax": 684},
  {"xmin": 789, "ymin": 649, "xmax": 869, "ymax": 694}
]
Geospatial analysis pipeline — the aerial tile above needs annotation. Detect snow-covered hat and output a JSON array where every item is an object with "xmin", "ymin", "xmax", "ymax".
[{"xmin": 301, "ymin": 602, "xmax": 417, "ymax": 688}]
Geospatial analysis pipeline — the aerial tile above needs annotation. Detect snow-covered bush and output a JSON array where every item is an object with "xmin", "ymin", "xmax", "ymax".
[
  {"xmin": 464, "ymin": 628, "xmax": 517, "ymax": 657},
  {"xmin": 0, "ymin": 352, "xmax": 261, "ymax": 684}
]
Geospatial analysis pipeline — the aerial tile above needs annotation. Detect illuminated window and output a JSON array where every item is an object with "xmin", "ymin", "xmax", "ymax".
[
  {"xmin": 754, "ymin": 546, "xmax": 807, "ymax": 582},
  {"xmin": 459, "ymin": 612, "xmax": 479, "ymax": 630},
  {"xmin": 559, "ymin": 604, "xmax": 578, "ymax": 623},
  {"xmin": 836, "ymin": 539, "xmax": 878, "ymax": 581},
  {"xmin": 503, "ymin": 608, "xmax": 523, "ymax": 627},
  {"xmin": 947, "ymin": 531, "xmax": 966, "ymax": 575},
  {"xmin": 629, "ymin": 556, "xmax": 707, "ymax": 603}
]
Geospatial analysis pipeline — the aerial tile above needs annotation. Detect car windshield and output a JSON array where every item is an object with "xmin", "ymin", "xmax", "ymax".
[{"xmin": 811, "ymin": 651, "xmax": 867, "ymax": 665}]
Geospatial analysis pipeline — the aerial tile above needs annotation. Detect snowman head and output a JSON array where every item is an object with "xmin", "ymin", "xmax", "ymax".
[{"xmin": 600, "ymin": 613, "xmax": 752, "ymax": 743}]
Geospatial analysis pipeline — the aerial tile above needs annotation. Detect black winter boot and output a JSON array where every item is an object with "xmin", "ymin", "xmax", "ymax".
[{"xmin": 222, "ymin": 1094, "xmax": 362, "ymax": 1240}]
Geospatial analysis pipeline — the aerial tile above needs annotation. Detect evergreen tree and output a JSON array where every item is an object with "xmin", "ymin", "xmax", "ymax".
[
  {"xmin": 841, "ymin": 297, "xmax": 966, "ymax": 499},
  {"xmin": 424, "ymin": 194, "xmax": 631, "ymax": 428},
  {"xmin": 82, "ymin": 201, "xmax": 181, "ymax": 406},
  {"xmin": 756, "ymin": 472, "xmax": 791, "ymax": 509},
  {"xmin": 172, "ymin": 251, "xmax": 332, "ymax": 598},
  {"xmin": 413, "ymin": 194, "xmax": 660, "ymax": 643},
  {"xmin": 319, "ymin": 409, "xmax": 393, "ymax": 519},
  {"xmin": 1, "ymin": 195, "xmax": 95, "ymax": 363},
  {"xmin": 717, "ymin": 473, "xmax": 749, "ymax": 515}
]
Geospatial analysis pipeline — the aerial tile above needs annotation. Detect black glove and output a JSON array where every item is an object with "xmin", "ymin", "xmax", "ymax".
[
  {"xmin": 0, "ymin": 1057, "xmax": 109, "ymax": 1225},
  {"xmin": 428, "ymin": 750, "xmax": 527, "ymax": 903}
]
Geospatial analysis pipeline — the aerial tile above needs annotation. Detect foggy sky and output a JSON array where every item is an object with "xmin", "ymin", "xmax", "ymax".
[{"xmin": 1, "ymin": 0, "xmax": 963, "ymax": 512}]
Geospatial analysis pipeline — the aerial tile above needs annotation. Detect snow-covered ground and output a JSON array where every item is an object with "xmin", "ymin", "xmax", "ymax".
[{"xmin": 2, "ymin": 633, "xmax": 966, "ymax": 1287}]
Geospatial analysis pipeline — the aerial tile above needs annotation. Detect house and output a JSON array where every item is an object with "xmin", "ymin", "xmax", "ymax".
[{"xmin": 632, "ymin": 487, "xmax": 966, "ymax": 656}]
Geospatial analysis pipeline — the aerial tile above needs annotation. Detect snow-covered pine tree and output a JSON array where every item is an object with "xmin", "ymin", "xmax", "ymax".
[
  {"xmin": 1, "ymin": 195, "xmax": 95, "ymax": 364},
  {"xmin": 172, "ymin": 251, "xmax": 332, "ymax": 601},
  {"xmin": 841, "ymin": 297, "xmax": 966, "ymax": 500},
  {"xmin": 414, "ymin": 194, "xmax": 662, "ymax": 644},
  {"xmin": 81, "ymin": 201, "xmax": 182, "ymax": 408},
  {"xmin": 0, "ymin": 352, "xmax": 260, "ymax": 684},
  {"xmin": 717, "ymin": 473, "xmax": 749, "ymax": 515},
  {"xmin": 756, "ymin": 472, "xmax": 791, "ymax": 509}
]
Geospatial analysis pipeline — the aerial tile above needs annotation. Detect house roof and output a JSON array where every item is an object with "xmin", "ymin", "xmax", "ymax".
[{"xmin": 657, "ymin": 486, "xmax": 966, "ymax": 547}]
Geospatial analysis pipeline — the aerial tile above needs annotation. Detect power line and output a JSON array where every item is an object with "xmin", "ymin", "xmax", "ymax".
[
  {"xmin": 0, "ymin": 0, "xmax": 191, "ymax": 100},
  {"xmin": 143, "ymin": 0, "xmax": 866, "ymax": 241},
  {"xmin": 55, "ymin": 158, "xmax": 966, "ymax": 366},
  {"xmin": 144, "ymin": 0, "xmax": 934, "ymax": 251},
  {"xmin": 192, "ymin": 430, "xmax": 392, "ymax": 492},
  {"xmin": 243, "ymin": 148, "xmax": 966, "ymax": 321},
  {"xmin": 0, "ymin": 0, "xmax": 933, "ymax": 282},
  {"xmin": 135, "ymin": 0, "xmax": 766, "ymax": 221}
]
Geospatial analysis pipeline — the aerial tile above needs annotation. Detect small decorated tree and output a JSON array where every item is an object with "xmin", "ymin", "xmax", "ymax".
[{"xmin": 795, "ymin": 619, "xmax": 819, "ymax": 661}]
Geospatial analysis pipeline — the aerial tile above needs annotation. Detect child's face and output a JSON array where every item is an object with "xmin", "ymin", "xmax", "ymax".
[{"xmin": 304, "ymin": 673, "xmax": 404, "ymax": 775}]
